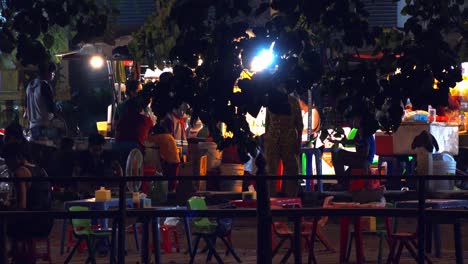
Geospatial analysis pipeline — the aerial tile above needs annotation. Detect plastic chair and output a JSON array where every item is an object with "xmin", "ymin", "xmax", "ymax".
[
  {"xmin": 67, "ymin": 225, "xmax": 88, "ymax": 253},
  {"xmin": 272, "ymin": 196, "xmax": 335, "ymax": 264},
  {"xmin": 385, "ymin": 212, "xmax": 432, "ymax": 264},
  {"xmin": 64, "ymin": 206, "xmax": 114, "ymax": 264},
  {"xmin": 344, "ymin": 128, "xmax": 358, "ymax": 148},
  {"xmin": 346, "ymin": 203, "xmax": 394, "ymax": 264},
  {"xmin": 187, "ymin": 197, "xmax": 241, "ymax": 264},
  {"xmin": 160, "ymin": 225, "xmax": 181, "ymax": 254}
]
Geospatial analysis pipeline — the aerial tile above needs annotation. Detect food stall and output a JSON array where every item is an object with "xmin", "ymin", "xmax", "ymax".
[{"xmin": 454, "ymin": 62, "xmax": 468, "ymax": 148}]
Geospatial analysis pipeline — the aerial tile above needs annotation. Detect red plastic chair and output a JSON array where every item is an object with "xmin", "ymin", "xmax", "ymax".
[
  {"xmin": 385, "ymin": 215, "xmax": 432, "ymax": 263},
  {"xmin": 272, "ymin": 196, "xmax": 335, "ymax": 263},
  {"xmin": 349, "ymin": 167, "xmax": 381, "ymax": 192},
  {"xmin": 160, "ymin": 225, "xmax": 181, "ymax": 254}
]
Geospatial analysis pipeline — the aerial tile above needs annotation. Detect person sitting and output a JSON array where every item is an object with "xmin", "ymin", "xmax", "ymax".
[
  {"xmin": 331, "ymin": 111, "xmax": 376, "ymax": 189},
  {"xmin": 1, "ymin": 142, "xmax": 53, "ymax": 263},
  {"xmin": 0, "ymin": 100, "xmax": 19, "ymax": 128},
  {"xmin": 48, "ymin": 137, "xmax": 76, "ymax": 191},
  {"xmin": 147, "ymin": 124, "xmax": 181, "ymax": 191},
  {"xmin": 74, "ymin": 133, "xmax": 122, "ymax": 197},
  {"xmin": 3, "ymin": 122, "xmax": 27, "ymax": 146}
]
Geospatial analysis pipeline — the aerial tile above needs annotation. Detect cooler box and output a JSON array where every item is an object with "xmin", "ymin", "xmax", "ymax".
[{"xmin": 375, "ymin": 122, "xmax": 459, "ymax": 156}]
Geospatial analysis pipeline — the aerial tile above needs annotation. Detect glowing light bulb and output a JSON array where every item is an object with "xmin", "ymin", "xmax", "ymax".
[
  {"xmin": 251, "ymin": 42, "xmax": 275, "ymax": 72},
  {"xmin": 90, "ymin": 55, "xmax": 104, "ymax": 69}
]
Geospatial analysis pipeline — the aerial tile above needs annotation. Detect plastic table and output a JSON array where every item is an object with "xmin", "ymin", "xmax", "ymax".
[
  {"xmin": 229, "ymin": 197, "xmax": 302, "ymax": 208},
  {"xmin": 59, "ymin": 198, "xmax": 142, "ymax": 255},
  {"xmin": 396, "ymin": 199, "xmax": 468, "ymax": 263},
  {"xmin": 229, "ymin": 197, "xmax": 303, "ymax": 261}
]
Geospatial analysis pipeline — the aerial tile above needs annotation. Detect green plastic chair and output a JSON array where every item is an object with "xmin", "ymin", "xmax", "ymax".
[
  {"xmin": 344, "ymin": 127, "xmax": 358, "ymax": 148},
  {"xmin": 64, "ymin": 206, "xmax": 114, "ymax": 264},
  {"xmin": 345, "ymin": 203, "xmax": 394, "ymax": 264},
  {"xmin": 187, "ymin": 197, "xmax": 241, "ymax": 264}
]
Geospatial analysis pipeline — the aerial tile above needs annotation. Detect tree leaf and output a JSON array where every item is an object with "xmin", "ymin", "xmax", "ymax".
[
  {"xmin": 43, "ymin": 33, "xmax": 54, "ymax": 49},
  {"xmin": 255, "ymin": 3, "xmax": 270, "ymax": 17}
]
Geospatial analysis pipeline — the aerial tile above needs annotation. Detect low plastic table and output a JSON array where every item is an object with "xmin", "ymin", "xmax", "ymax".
[
  {"xmin": 396, "ymin": 199, "xmax": 468, "ymax": 263},
  {"xmin": 229, "ymin": 197, "xmax": 302, "ymax": 208}
]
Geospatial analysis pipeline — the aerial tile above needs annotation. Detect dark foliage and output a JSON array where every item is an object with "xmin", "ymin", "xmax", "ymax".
[
  {"xmin": 135, "ymin": 0, "xmax": 465, "ymax": 158},
  {"xmin": 0, "ymin": 0, "xmax": 114, "ymax": 66}
]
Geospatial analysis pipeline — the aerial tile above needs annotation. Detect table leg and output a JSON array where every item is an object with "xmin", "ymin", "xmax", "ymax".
[
  {"xmin": 307, "ymin": 216, "xmax": 319, "ymax": 264},
  {"xmin": 141, "ymin": 219, "xmax": 149, "ymax": 264},
  {"xmin": 434, "ymin": 224, "xmax": 441, "ymax": 258},
  {"xmin": 184, "ymin": 216, "xmax": 192, "ymax": 255},
  {"xmin": 340, "ymin": 216, "xmax": 350, "ymax": 263},
  {"xmin": 293, "ymin": 217, "xmax": 302, "ymax": 264},
  {"xmin": 354, "ymin": 217, "xmax": 364, "ymax": 264},
  {"xmin": 454, "ymin": 221, "xmax": 463, "ymax": 264},
  {"xmin": 60, "ymin": 218, "xmax": 67, "ymax": 255},
  {"xmin": 110, "ymin": 218, "xmax": 117, "ymax": 264},
  {"xmin": 152, "ymin": 217, "xmax": 161, "ymax": 264},
  {"xmin": 425, "ymin": 223, "xmax": 432, "ymax": 254}
]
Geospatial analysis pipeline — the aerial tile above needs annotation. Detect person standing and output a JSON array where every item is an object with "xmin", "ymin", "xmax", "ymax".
[
  {"xmin": 25, "ymin": 62, "xmax": 57, "ymax": 140},
  {"xmin": 114, "ymin": 94, "xmax": 154, "ymax": 174},
  {"xmin": 115, "ymin": 96, "xmax": 154, "ymax": 151},
  {"xmin": 264, "ymin": 81, "xmax": 303, "ymax": 197},
  {"xmin": 113, "ymin": 80, "xmax": 143, "ymax": 127}
]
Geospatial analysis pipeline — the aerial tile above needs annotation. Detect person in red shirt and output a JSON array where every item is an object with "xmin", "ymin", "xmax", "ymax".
[
  {"xmin": 114, "ymin": 95, "xmax": 153, "ymax": 172},
  {"xmin": 115, "ymin": 97, "xmax": 153, "ymax": 148}
]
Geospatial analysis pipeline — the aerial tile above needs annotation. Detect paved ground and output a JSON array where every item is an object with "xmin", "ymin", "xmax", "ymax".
[{"xmin": 27, "ymin": 216, "xmax": 468, "ymax": 263}]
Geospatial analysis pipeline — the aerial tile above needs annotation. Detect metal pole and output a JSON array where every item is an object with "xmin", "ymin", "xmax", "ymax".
[
  {"xmin": 417, "ymin": 177, "xmax": 425, "ymax": 264},
  {"xmin": 118, "ymin": 179, "xmax": 126, "ymax": 264},
  {"xmin": 152, "ymin": 216, "xmax": 161, "ymax": 264},
  {"xmin": 257, "ymin": 176, "xmax": 272, "ymax": 264}
]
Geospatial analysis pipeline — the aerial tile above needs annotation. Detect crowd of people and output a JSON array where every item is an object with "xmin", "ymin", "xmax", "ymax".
[{"xmin": 0, "ymin": 61, "xmax": 382, "ymax": 262}]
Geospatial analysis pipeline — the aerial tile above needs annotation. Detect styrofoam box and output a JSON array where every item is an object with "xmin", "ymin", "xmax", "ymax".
[{"xmin": 393, "ymin": 122, "xmax": 459, "ymax": 155}]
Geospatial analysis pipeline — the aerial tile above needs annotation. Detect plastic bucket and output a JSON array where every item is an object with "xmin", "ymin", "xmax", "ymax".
[
  {"xmin": 96, "ymin": 121, "xmax": 108, "ymax": 137},
  {"xmin": 219, "ymin": 163, "xmax": 244, "ymax": 192},
  {"xmin": 198, "ymin": 142, "xmax": 222, "ymax": 169},
  {"xmin": 426, "ymin": 159, "xmax": 456, "ymax": 192}
]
